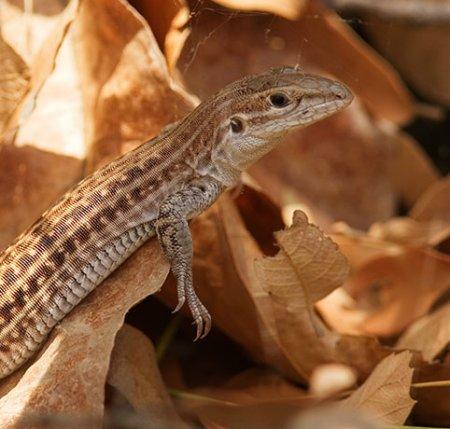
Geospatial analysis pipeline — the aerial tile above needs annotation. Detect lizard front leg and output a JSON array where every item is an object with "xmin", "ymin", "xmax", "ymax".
[{"xmin": 155, "ymin": 176, "xmax": 225, "ymax": 340}]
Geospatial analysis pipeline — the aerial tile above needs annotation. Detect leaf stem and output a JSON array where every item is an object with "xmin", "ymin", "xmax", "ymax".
[{"xmin": 156, "ymin": 313, "xmax": 183, "ymax": 362}]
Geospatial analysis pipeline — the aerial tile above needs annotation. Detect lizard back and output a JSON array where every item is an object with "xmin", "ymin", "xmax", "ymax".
[{"xmin": 0, "ymin": 129, "xmax": 193, "ymax": 377}]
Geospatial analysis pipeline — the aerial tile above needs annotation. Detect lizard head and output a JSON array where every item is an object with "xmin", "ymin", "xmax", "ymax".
[{"xmin": 207, "ymin": 66, "xmax": 353, "ymax": 185}]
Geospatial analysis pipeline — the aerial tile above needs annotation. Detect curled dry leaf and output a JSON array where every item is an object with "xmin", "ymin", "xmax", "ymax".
[
  {"xmin": 0, "ymin": 241, "xmax": 169, "ymax": 425},
  {"xmin": 339, "ymin": 351, "xmax": 415, "ymax": 425},
  {"xmin": 0, "ymin": 0, "xmax": 80, "ymax": 135},
  {"xmin": 324, "ymin": 220, "xmax": 450, "ymax": 336},
  {"xmin": 0, "ymin": 0, "xmax": 85, "ymax": 250},
  {"xmin": 346, "ymin": 247, "xmax": 450, "ymax": 336},
  {"xmin": 159, "ymin": 188, "xmax": 390, "ymax": 382},
  {"xmin": 130, "ymin": 0, "xmax": 191, "ymax": 71},
  {"xmin": 397, "ymin": 301, "xmax": 450, "ymax": 362},
  {"xmin": 107, "ymin": 324, "xmax": 186, "ymax": 427},
  {"xmin": 0, "ymin": 35, "xmax": 29, "ymax": 134},
  {"xmin": 72, "ymin": 0, "xmax": 196, "ymax": 172}
]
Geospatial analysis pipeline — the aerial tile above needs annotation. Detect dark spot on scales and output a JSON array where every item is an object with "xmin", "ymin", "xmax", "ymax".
[
  {"xmin": 63, "ymin": 238, "xmax": 76, "ymax": 254},
  {"xmin": 28, "ymin": 276, "xmax": 40, "ymax": 293},
  {"xmin": 130, "ymin": 187, "xmax": 144, "ymax": 202},
  {"xmin": 75, "ymin": 225, "xmax": 91, "ymax": 243},
  {"xmin": 39, "ymin": 234, "xmax": 55, "ymax": 248},
  {"xmin": 12, "ymin": 289, "xmax": 25, "ymax": 307},
  {"xmin": 125, "ymin": 166, "xmax": 144, "ymax": 181},
  {"xmin": 108, "ymin": 181, "xmax": 121, "ymax": 195},
  {"xmin": 50, "ymin": 251, "xmax": 65, "ymax": 267},
  {"xmin": 100, "ymin": 207, "xmax": 116, "ymax": 222},
  {"xmin": 0, "ymin": 301, "xmax": 14, "ymax": 319},
  {"xmin": 144, "ymin": 157, "xmax": 159, "ymax": 170},
  {"xmin": 37, "ymin": 264, "xmax": 53, "ymax": 278},
  {"xmin": 116, "ymin": 196, "xmax": 130, "ymax": 212},
  {"xmin": 90, "ymin": 214, "xmax": 104, "ymax": 230}
]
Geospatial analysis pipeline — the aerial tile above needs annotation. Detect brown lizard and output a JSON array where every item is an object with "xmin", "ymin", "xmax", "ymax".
[{"xmin": 0, "ymin": 67, "xmax": 353, "ymax": 379}]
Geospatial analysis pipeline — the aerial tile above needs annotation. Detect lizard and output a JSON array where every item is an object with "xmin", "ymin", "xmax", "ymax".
[{"xmin": 0, "ymin": 66, "xmax": 353, "ymax": 379}]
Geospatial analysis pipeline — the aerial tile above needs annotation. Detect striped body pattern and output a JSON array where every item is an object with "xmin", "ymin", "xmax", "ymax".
[{"xmin": 0, "ymin": 67, "xmax": 353, "ymax": 378}]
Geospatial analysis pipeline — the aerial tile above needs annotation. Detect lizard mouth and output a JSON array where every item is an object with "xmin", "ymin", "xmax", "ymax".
[{"xmin": 299, "ymin": 97, "xmax": 351, "ymax": 119}]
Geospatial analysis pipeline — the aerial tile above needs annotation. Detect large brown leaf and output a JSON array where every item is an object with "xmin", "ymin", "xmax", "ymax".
[{"xmin": 72, "ymin": 0, "xmax": 196, "ymax": 172}]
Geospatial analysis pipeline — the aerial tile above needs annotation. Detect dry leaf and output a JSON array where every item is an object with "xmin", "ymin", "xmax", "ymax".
[
  {"xmin": 72, "ymin": 0, "xmax": 196, "ymax": 172},
  {"xmin": 0, "ymin": 0, "xmax": 85, "ymax": 249},
  {"xmin": 410, "ymin": 175, "xmax": 450, "ymax": 223},
  {"xmin": 1, "ymin": 0, "xmax": 80, "ymax": 134},
  {"xmin": 288, "ymin": 407, "xmax": 385, "ymax": 429},
  {"xmin": 130, "ymin": 0, "xmax": 191, "ymax": 70},
  {"xmin": 0, "ymin": 240, "xmax": 169, "ymax": 425},
  {"xmin": 108, "ymin": 324, "xmax": 186, "ymax": 427},
  {"xmin": 316, "ymin": 288, "xmax": 369, "ymax": 335},
  {"xmin": 331, "ymin": 225, "xmax": 401, "ymax": 269},
  {"xmin": 340, "ymin": 351, "xmax": 415, "ymax": 425},
  {"xmin": 397, "ymin": 301, "xmax": 450, "ymax": 362},
  {"xmin": 368, "ymin": 217, "xmax": 450, "ymax": 247},
  {"xmin": 346, "ymin": 247, "xmax": 450, "ymax": 336},
  {"xmin": 0, "ymin": 35, "xmax": 29, "ymax": 134}
]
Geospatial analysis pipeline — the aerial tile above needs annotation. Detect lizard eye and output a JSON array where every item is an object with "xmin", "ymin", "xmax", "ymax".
[
  {"xmin": 230, "ymin": 117, "xmax": 244, "ymax": 133},
  {"xmin": 269, "ymin": 92, "xmax": 290, "ymax": 108}
]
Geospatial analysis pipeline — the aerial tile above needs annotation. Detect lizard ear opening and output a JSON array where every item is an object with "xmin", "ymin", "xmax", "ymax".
[{"xmin": 230, "ymin": 117, "xmax": 245, "ymax": 133}]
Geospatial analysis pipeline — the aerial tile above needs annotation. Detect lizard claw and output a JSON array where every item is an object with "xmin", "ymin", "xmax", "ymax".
[
  {"xmin": 188, "ymin": 292, "xmax": 211, "ymax": 341},
  {"xmin": 172, "ymin": 296, "xmax": 185, "ymax": 313},
  {"xmin": 193, "ymin": 316, "xmax": 204, "ymax": 342}
]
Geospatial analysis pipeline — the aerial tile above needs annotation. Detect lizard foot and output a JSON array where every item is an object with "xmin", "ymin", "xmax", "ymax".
[{"xmin": 186, "ymin": 288, "xmax": 211, "ymax": 341}]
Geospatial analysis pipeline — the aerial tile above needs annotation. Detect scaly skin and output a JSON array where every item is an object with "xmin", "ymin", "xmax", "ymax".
[{"xmin": 0, "ymin": 66, "xmax": 353, "ymax": 379}]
